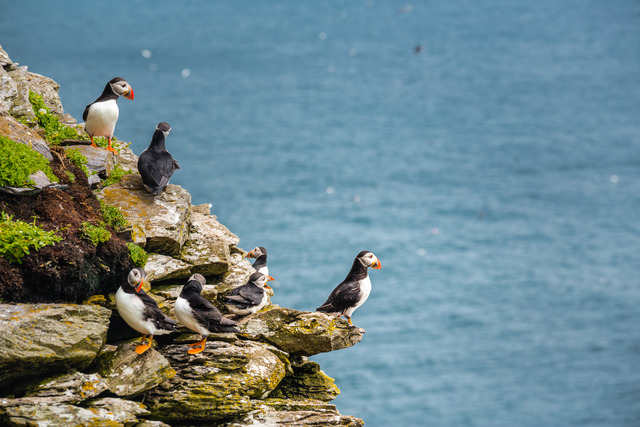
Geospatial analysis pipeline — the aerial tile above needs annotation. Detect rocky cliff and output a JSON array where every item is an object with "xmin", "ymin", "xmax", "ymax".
[{"xmin": 0, "ymin": 44, "xmax": 365, "ymax": 426}]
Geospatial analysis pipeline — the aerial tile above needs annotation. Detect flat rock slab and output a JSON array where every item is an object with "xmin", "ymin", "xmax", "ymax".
[
  {"xmin": 0, "ymin": 304, "xmax": 111, "ymax": 390},
  {"xmin": 94, "ymin": 343, "xmax": 176, "ymax": 397},
  {"xmin": 229, "ymin": 399, "xmax": 365, "ymax": 426},
  {"xmin": 62, "ymin": 144, "xmax": 116, "ymax": 179},
  {"xmin": 239, "ymin": 307, "xmax": 364, "ymax": 356},
  {"xmin": 24, "ymin": 371, "xmax": 108, "ymax": 404},
  {"xmin": 98, "ymin": 174, "xmax": 191, "ymax": 255}
]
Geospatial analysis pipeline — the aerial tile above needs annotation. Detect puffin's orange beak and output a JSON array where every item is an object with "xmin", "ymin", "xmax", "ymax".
[
  {"xmin": 246, "ymin": 250, "xmax": 254, "ymax": 259},
  {"xmin": 135, "ymin": 278, "xmax": 147, "ymax": 293},
  {"xmin": 125, "ymin": 88, "xmax": 134, "ymax": 100},
  {"xmin": 264, "ymin": 275, "xmax": 275, "ymax": 289},
  {"xmin": 372, "ymin": 258, "xmax": 382, "ymax": 270}
]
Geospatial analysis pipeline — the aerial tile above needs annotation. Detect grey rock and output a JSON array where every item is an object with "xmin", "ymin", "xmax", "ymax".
[
  {"xmin": 179, "ymin": 210, "xmax": 231, "ymax": 276},
  {"xmin": 0, "ymin": 396, "xmax": 149, "ymax": 426},
  {"xmin": 6, "ymin": 66, "xmax": 35, "ymax": 122},
  {"xmin": 27, "ymin": 71, "xmax": 75, "ymax": 125},
  {"xmin": 98, "ymin": 174, "xmax": 191, "ymax": 255},
  {"xmin": 0, "ymin": 304, "xmax": 111, "ymax": 390},
  {"xmin": 0, "ymin": 44, "xmax": 11, "ymax": 67},
  {"xmin": 229, "ymin": 399, "xmax": 364, "ymax": 426},
  {"xmin": 62, "ymin": 144, "xmax": 116, "ymax": 179},
  {"xmin": 94, "ymin": 343, "xmax": 175, "ymax": 397},
  {"xmin": 24, "ymin": 371, "xmax": 108, "ymax": 404},
  {"xmin": 145, "ymin": 254, "xmax": 193, "ymax": 282},
  {"xmin": 239, "ymin": 307, "xmax": 365, "ymax": 356}
]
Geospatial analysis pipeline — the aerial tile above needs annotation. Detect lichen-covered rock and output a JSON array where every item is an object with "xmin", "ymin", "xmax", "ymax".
[
  {"xmin": 24, "ymin": 371, "xmax": 108, "ymax": 404},
  {"xmin": 0, "ymin": 304, "xmax": 111, "ymax": 391},
  {"xmin": 98, "ymin": 174, "xmax": 191, "ymax": 255},
  {"xmin": 0, "ymin": 396, "xmax": 149, "ymax": 426},
  {"xmin": 229, "ymin": 399, "xmax": 365, "ymax": 426},
  {"xmin": 145, "ymin": 254, "xmax": 193, "ymax": 282},
  {"xmin": 178, "ymin": 210, "xmax": 231, "ymax": 276},
  {"xmin": 213, "ymin": 252, "xmax": 253, "ymax": 296},
  {"xmin": 145, "ymin": 341, "xmax": 288, "ymax": 423},
  {"xmin": 94, "ymin": 344, "xmax": 175, "ymax": 397},
  {"xmin": 270, "ymin": 356, "xmax": 340, "ymax": 402},
  {"xmin": 4, "ymin": 66, "xmax": 34, "ymax": 122},
  {"xmin": 239, "ymin": 307, "xmax": 364, "ymax": 356},
  {"xmin": 0, "ymin": 114, "xmax": 52, "ymax": 160}
]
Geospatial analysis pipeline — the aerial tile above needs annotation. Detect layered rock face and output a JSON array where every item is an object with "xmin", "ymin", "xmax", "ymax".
[{"xmin": 0, "ymin": 44, "xmax": 365, "ymax": 426}]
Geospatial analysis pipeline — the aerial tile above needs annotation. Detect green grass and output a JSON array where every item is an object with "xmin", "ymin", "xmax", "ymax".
[
  {"xmin": 79, "ymin": 221, "xmax": 111, "ymax": 246},
  {"xmin": 127, "ymin": 242, "xmax": 148, "ymax": 267},
  {"xmin": 0, "ymin": 212, "xmax": 62, "ymax": 264},
  {"xmin": 65, "ymin": 147, "xmax": 90, "ymax": 177},
  {"xmin": 100, "ymin": 200, "xmax": 128, "ymax": 229},
  {"xmin": 101, "ymin": 164, "xmax": 131, "ymax": 188},
  {"xmin": 0, "ymin": 135, "xmax": 58, "ymax": 187},
  {"xmin": 29, "ymin": 91, "xmax": 85, "ymax": 145}
]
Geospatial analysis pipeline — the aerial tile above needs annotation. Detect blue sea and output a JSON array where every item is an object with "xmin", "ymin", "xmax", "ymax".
[{"xmin": 2, "ymin": 1, "xmax": 640, "ymax": 425}]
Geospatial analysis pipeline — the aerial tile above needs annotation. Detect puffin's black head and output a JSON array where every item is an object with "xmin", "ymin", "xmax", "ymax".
[
  {"xmin": 249, "ymin": 272, "xmax": 275, "ymax": 289},
  {"xmin": 356, "ymin": 251, "xmax": 382, "ymax": 270},
  {"xmin": 108, "ymin": 77, "xmax": 134, "ymax": 100},
  {"xmin": 246, "ymin": 246, "xmax": 267, "ymax": 259},
  {"xmin": 127, "ymin": 267, "xmax": 148, "ymax": 292},
  {"xmin": 183, "ymin": 273, "xmax": 206, "ymax": 293},
  {"xmin": 154, "ymin": 121, "xmax": 171, "ymax": 139}
]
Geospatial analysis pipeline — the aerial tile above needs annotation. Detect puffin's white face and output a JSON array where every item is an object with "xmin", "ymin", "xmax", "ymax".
[
  {"xmin": 247, "ymin": 247, "xmax": 264, "ymax": 258},
  {"xmin": 188, "ymin": 273, "xmax": 206, "ymax": 286},
  {"xmin": 252, "ymin": 273, "xmax": 274, "ymax": 289},
  {"xmin": 359, "ymin": 252, "xmax": 382, "ymax": 269},
  {"xmin": 110, "ymin": 80, "xmax": 134, "ymax": 99},
  {"xmin": 127, "ymin": 267, "xmax": 147, "ymax": 291}
]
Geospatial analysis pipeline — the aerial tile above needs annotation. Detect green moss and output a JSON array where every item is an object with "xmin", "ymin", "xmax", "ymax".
[
  {"xmin": 0, "ymin": 212, "xmax": 62, "ymax": 264},
  {"xmin": 79, "ymin": 221, "xmax": 111, "ymax": 246},
  {"xmin": 100, "ymin": 164, "xmax": 131, "ymax": 188},
  {"xmin": 64, "ymin": 170, "xmax": 76, "ymax": 183},
  {"xmin": 127, "ymin": 243, "xmax": 148, "ymax": 267},
  {"xmin": 0, "ymin": 135, "xmax": 58, "ymax": 187},
  {"xmin": 100, "ymin": 200, "xmax": 128, "ymax": 229},
  {"xmin": 65, "ymin": 147, "xmax": 90, "ymax": 177},
  {"xmin": 29, "ymin": 90, "xmax": 85, "ymax": 145}
]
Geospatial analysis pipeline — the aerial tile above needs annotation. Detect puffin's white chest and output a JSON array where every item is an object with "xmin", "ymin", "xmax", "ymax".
[
  {"xmin": 344, "ymin": 276, "xmax": 371, "ymax": 317},
  {"xmin": 255, "ymin": 265, "xmax": 269, "ymax": 277},
  {"xmin": 115, "ymin": 286, "xmax": 154, "ymax": 335},
  {"xmin": 85, "ymin": 99, "xmax": 119, "ymax": 137},
  {"xmin": 175, "ymin": 296, "xmax": 210, "ymax": 336}
]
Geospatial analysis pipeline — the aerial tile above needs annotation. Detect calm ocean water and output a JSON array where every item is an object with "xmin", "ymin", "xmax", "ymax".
[{"xmin": 2, "ymin": 1, "xmax": 640, "ymax": 425}]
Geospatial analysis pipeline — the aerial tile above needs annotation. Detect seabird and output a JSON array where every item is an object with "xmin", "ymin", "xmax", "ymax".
[
  {"xmin": 115, "ymin": 267, "xmax": 177, "ymax": 354},
  {"xmin": 246, "ymin": 246, "xmax": 268, "ymax": 276},
  {"xmin": 83, "ymin": 77, "xmax": 134, "ymax": 153},
  {"xmin": 224, "ymin": 272, "xmax": 275, "ymax": 316},
  {"xmin": 175, "ymin": 273, "xmax": 240, "ymax": 354},
  {"xmin": 137, "ymin": 122, "xmax": 180, "ymax": 195},
  {"xmin": 316, "ymin": 250, "xmax": 381, "ymax": 326}
]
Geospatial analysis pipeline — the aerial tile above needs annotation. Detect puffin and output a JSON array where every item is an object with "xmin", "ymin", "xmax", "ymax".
[
  {"xmin": 137, "ymin": 122, "xmax": 180, "ymax": 195},
  {"xmin": 115, "ymin": 267, "xmax": 178, "ymax": 354},
  {"xmin": 83, "ymin": 77, "xmax": 134, "ymax": 153},
  {"xmin": 246, "ymin": 246, "xmax": 268, "ymax": 276},
  {"xmin": 175, "ymin": 273, "xmax": 240, "ymax": 354},
  {"xmin": 316, "ymin": 250, "xmax": 382, "ymax": 326},
  {"xmin": 224, "ymin": 272, "xmax": 275, "ymax": 316}
]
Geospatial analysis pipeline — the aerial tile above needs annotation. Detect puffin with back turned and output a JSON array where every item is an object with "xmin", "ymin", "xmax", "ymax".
[
  {"xmin": 138, "ymin": 122, "xmax": 180, "ymax": 195},
  {"xmin": 246, "ymin": 246, "xmax": 268, "ymax": 276},
  {"xmin": 316, "ymin": 250, "xmax": 382, "ymax": 326},
  {"xmin": 115, "ymin": 267, "xmax": 178, "ymax": 354},
  {"xmin": 175, "ymin": 273, "xmax": 240, "ymax": 354},
  {"xmin": 225, "ymin": 272, "xmax": 275, "ymax": 316},
  {"xmin": 83, "ymin": 77, "xmax": 134, "ymax": 153}
]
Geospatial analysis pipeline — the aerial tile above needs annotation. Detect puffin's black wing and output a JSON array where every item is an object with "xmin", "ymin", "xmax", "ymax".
[
  {"xmin": 138, "ymin": 292, "xmax": 178, "ymax": 332},
  {"xmin": 317, "ymin": 279, "xmax": 360, "ymax": 313},
  {"xmin": 226, "ymin": 284, "xmax": 263, "ymax": 307},
  {"xmin": 142, "ymin": 152, "xmax": 179, "ymax": 193},
  {"xmin": 82, "ymin": 103, "xmax": 92, "ymax": 122},
  {"xmin": 189, "ymin": 293, "xmax": 239, "ymax": 332}
]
